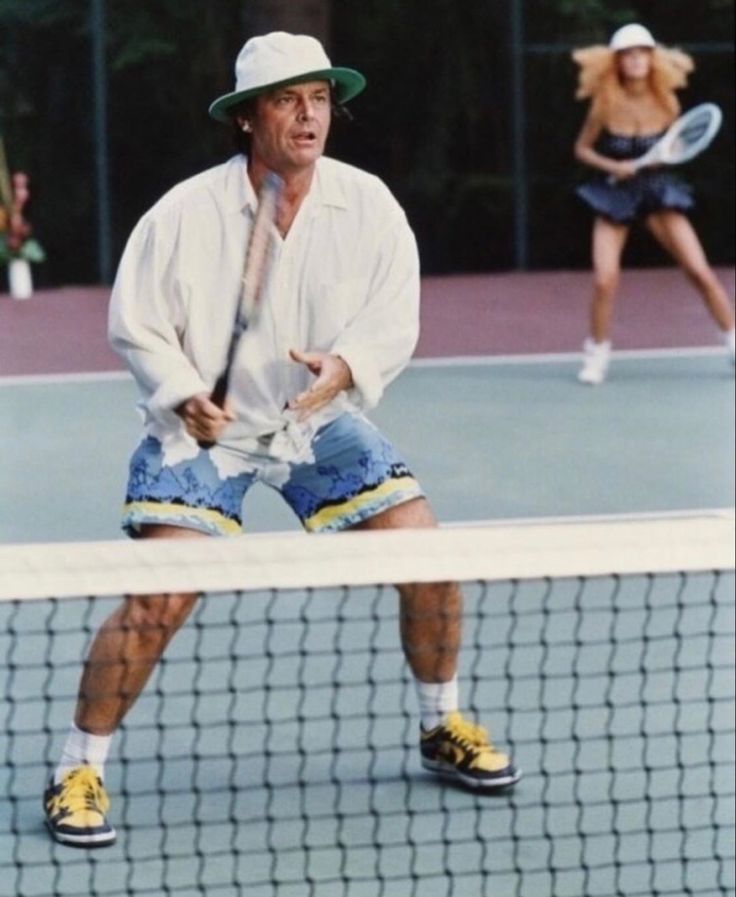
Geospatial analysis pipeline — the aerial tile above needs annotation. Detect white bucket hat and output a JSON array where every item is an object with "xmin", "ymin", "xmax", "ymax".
[
  {"xmin": 609, "ymin": 23, "xmax": 656, "ymax": 52},
  {"xmin": 209, "ymin": 32, "xmax": 366, "ymax": 122}
]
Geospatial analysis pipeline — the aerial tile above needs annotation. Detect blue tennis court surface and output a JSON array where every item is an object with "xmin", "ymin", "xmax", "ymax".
[
  {"xmin": 0, "ymin": 350, "xmax": 734, "ymax": 897},
  {"xmin": 1, "ymin": 350, "xmax": 733, "ymax": 543}
]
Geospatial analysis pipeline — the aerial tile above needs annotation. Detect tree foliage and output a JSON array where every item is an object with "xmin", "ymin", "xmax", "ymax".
[{"xmin": 0, "ymin": 0, "xmax": 732, "ymax": 283}]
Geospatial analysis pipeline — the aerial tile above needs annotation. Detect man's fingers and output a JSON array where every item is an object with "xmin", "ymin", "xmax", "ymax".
[
  {"xmin": 288, "ymin": 381, "xmax": 335, "ymax": 420},
  {"xmin": 289, "ymin": 348, "xmax": 322, "ymax": 373},
  {"xmin": 197, "ymin": 402, "xmax": 225, "ymax": 422},
  {"xmin": 176, "ymin": 392, "xmax": 235, "ymax": 440},
  {"xmin": 286, "ymin": 351, "xmax": 354, "ymax": 421}
]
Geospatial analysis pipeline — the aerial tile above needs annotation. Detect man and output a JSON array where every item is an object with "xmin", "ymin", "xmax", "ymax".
[{"xmin": 43, "ymin": 32, "xmax": 520, "ymax": 848}]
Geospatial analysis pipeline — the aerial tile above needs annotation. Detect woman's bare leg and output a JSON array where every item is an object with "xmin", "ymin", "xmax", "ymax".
[{"xmin": 645, "ymin": 211, "xmax": 735, "ymax": 332}]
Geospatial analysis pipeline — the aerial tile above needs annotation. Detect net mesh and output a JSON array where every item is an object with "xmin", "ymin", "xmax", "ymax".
[{"xmin": 1, "ymin": 514, "xmax": 734, "ymax": 897}]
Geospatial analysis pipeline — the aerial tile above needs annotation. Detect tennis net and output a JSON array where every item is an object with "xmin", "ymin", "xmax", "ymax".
[{"xmin": 1, "ymin": 513, "xmax": 734, "ymax": 897}]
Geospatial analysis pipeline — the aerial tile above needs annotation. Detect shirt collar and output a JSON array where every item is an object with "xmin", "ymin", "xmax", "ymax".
[
  {"xmin": 224, "ymin": 154, "xmax": 349, "ymax": 214},
  {"xmin": 222, "ymin": 155, "xmax": 254, "ymax": 214},
  {"xmin": 313, "ymin": 158, "xmax": 349, "ymax": 210}
]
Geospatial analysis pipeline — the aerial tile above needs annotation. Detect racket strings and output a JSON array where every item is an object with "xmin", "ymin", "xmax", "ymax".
[
  {"xmin": 658, "ymin": 104, "xmax": 721, "ymax": 164},
  {"xmin": 678, "ymin": 118, "xmax": 710, "ymax": 143}
]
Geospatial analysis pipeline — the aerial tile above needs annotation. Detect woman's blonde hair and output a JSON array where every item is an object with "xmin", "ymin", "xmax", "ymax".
[{"xmin": 572, "ymin": 43, "xmax": 694, "ymax": 120}]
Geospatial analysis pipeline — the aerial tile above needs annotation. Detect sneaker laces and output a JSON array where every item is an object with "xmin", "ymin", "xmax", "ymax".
[
  {"xmin": 443, "ymin": 712, "xmax": 497, "ymax": 752},
  {"xmin": 55, "ymin": 767, "xmax": 109, "ymax": 815}
]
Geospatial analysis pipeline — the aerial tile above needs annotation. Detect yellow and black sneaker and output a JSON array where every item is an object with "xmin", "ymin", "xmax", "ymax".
[
  {"xmin": 420, "ymin": 711, "xmax": 521, "ymax": 790},
  {"xmin": 43, "ymin": 766, "xmax": 116, "ymax": 847}
]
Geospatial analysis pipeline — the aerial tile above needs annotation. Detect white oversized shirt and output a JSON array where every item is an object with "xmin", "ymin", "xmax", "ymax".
[{"xmin": 109, "ymin": 154, "xmax": 420, "ymax": 458}]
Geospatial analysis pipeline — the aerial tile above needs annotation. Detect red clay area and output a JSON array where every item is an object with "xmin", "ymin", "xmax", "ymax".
[
  {"xmin": 0, "ymin": 268, "xmax": 734, "ymax": 376},
  {"xmin": 416, "ymin": 267, "xmax": 735, "ymax": 357}
]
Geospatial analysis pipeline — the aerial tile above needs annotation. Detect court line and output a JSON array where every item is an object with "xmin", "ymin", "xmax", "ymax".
[
  {"xmin": 0, "ymin": 346, "xmax": 725, "ymax": 387},
  {"xmin": 410, "ymin": 346, "xmax": 725, "ymax": 367},
  {"xmin": 0, "ymin": 370, "xmax": 132, "ymax": 387},
  {"xmin": 444, "ymin": 507, "xmax": 735, "ymax": 529}
]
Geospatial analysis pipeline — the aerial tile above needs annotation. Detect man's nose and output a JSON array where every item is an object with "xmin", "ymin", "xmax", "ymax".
[{"xmin": 297, "ymin": 100, "xmax": 314, "ymax": 120}]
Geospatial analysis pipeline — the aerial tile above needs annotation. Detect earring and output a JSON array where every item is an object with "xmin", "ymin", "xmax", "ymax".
[{"xmin": 242, "ymin": 122, "xmax": 252, "ymax": 133}]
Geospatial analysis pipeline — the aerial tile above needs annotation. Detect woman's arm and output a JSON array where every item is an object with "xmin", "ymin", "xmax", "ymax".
[{"xmin": 574, "ymin": 110, "xmax": 638, "ymax": 181}]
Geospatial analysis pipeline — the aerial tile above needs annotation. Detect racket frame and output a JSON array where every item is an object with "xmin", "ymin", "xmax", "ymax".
[
  {"xmin": 197, "ymin": 170, "xmax": 283, "ymax": 448},
  {"xmin": 631, "ymin": 102, "xmax": 723, "ymax": 172}
]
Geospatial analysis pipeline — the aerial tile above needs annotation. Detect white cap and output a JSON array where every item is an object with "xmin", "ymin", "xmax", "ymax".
[{"xmin": 609, "ymin": 23, "xmax": 656, "ymax": 52}]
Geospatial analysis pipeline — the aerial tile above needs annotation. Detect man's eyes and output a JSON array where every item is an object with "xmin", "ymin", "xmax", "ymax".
[{"xmin": 275, "ymin": 93, "xmax": 329, "ymax": 105}]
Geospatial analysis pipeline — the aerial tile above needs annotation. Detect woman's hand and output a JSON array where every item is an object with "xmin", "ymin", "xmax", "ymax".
[{"xmin": 608, "ymin": 160, "xmax": 639, "ymax": 181}]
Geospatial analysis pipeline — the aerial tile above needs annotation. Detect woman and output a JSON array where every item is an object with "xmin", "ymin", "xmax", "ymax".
[{"xmin": 572, "ymin": 22, "xmax": 735, "ymax": 384}]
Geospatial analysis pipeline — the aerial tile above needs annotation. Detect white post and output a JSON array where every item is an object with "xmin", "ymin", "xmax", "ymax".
[{"xmin": 8, "ymin": 258, "xmax": 33, "ymax": 300}]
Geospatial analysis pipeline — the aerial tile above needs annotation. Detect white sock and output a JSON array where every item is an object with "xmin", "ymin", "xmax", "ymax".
[
  {"xmin": 55, "ymin": 722, "xmax": 112, "ymax": 784},
  {"xmin": 723, "ymin": 328, "xmax": 735, "ymax": 360},
  {"xmin": 584, "ymin": 338, "xmax": 611, "ymax": 355},
  {"xmin": 415, "ymin": 676, "xmax": 459, "ymax": 731}
]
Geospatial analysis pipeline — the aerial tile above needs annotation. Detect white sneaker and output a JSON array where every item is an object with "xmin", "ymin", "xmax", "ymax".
[
  {"xmin": 578, "ymin": 338, "xmax": 611, "ymax": 385},
  {"xmin": 724, "ymin": 329, "xmax": 735, "ymax": 366}
]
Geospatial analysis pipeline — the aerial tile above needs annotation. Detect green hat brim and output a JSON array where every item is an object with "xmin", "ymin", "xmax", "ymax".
[{"xmin": 209, "ymin": 67, "xmax": 366, "ymax": 123}]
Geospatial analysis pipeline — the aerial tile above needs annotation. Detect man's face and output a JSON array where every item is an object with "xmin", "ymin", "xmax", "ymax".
[{"xmin": 247, "ymin": 80, "xmax": 332, "ymax": 174}]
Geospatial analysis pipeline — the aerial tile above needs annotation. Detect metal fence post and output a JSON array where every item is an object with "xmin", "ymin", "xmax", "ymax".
[
  {"xmin": 91, "ymin": 0, "xmax": 112, "ymax": 284},
  {"xmin": 510, "ymin": 0, "xmax": 528, "ymax": 270}
]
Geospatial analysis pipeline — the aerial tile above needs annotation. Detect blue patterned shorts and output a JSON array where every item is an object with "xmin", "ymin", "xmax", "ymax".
[{"xmin": 122, "ymin": 414, "xmax": 424, "ymax": 536}]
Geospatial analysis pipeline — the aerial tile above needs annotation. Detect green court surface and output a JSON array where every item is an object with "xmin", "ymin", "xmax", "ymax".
[{"xmin": 1, "ymin": 351, "xmax": 734, "ymax": 543}]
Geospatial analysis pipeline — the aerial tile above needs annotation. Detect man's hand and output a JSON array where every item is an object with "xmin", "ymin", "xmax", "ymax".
[
  {"xmin": 176, "ymin": 393, "xmax": 235, "ymax": 443},
  {"xmin": 287, "ymin": 349, "xmax": 353, "ymax": 420}
]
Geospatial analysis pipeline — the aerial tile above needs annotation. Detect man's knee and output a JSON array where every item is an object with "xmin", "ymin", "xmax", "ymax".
[
  {"xmin": 398, "ymin": 581, "xmax": 463, "ymax": 627},
  {"xmin": 120, "ymin": 592, "xmax": 198, "ymax": 645}
]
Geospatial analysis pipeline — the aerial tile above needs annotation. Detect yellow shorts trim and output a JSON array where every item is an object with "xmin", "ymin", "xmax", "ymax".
[
  {"xmin": 122, "ymin": 501, "xmax": 241, "ymax": 536},
  {"xmin": 303, "ymin": 476, "xmax": 421, "ymax": 532}
]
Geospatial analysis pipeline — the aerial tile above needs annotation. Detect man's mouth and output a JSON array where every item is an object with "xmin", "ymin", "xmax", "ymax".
[{"xmin": 292, "ymin": 130, "xmax": 317, "ymax": 144}]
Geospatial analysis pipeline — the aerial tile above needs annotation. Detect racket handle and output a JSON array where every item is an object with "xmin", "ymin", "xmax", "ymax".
[
  {"xmin": 196, "ymin": 371, "xmax": 230, "ymax": 450},
  {"xmin": 209, "ymin": 372, "xmax": 230, "ymax": 408}
]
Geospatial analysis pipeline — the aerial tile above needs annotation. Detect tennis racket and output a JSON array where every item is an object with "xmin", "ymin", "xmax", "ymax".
[
  {"xmin": 198, "ymin": 170, "xmax": 282, "ymax": 449},
  {"xmin": 632, "ymin": 103, "xmax": 723, "ymax": 172}
]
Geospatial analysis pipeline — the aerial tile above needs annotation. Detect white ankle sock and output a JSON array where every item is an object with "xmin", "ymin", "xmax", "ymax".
[
  {"xmin": 584, "ymin": 338, "xmax": 611, "ymax": 355},
  {"xmin": 415, "ymin": 676, "xmax": 459, "ymax": 731},
  {"xmin": 55, "ymin": 722, "xmax": 112, "ymax": 784},
  {"xmin": 724, "ymin": 328, "xmax": 735, "ymax": 359}
]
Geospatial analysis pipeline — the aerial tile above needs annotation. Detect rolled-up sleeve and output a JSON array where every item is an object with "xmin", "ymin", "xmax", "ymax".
[
  {"xmin": 331, "ymin": 212, "xmax": 420, "ymax": 410},
  {"xmin": 108, "ymin": 212, "xmax": 208, "ymax": 426}
]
